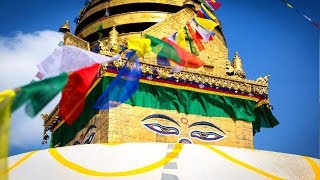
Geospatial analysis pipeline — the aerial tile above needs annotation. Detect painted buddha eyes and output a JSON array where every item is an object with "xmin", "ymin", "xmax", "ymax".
[
  {"xmin": 190, "ymin": 130, "xmax": 225, "ymax": 141},
  {"xmin": 143, "ymin": 123, "xmax": 180, "ymax": 136}
]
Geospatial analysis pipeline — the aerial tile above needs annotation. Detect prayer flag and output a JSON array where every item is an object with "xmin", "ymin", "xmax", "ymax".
[
  {"xmin": 186, "ymin": 23, "xmax": 205, "ymax": 52},
  {"xmin": 93, "ymin": 51, "xmax": 142, "ymax": 110},
  {"xmin": 74, "ymin": 17, "xmax": 79, "ymax": 24},
  {"xmin": 190, "ymin": 21, "xmax": 212, "ymax": 43},
  {"xmin": 172, "ymin": 65, "xmax": 184, "ymax": 73},
  {"xmin": 105, "ymin": 8, "xmax": 110, "ymax": 17},
  {"xmin": 177, "ymin": 29, "xmax": 187, "ymax": 49},
  {"xmin": 146, "ymin": 34, "xmax": 204, "ymax": 68},
  {"xmin": 127, "ymin": 38, "xmax": 152, "ymax": 57},
  {"xmin": 194, "ymin": 17, "xmax": 219, "ymax": 31},
  {"xmin": 37, "ymin": 46, "xmax": 120, "ymax": 79},
  {"xmin": 197, "ymin": 10, "xmax": 205, "ymax": 18},
  {"xmin": 59, "ymin": 63, "xmax": 100, "ymax": 125},
  {"xmin": 184, "ymin": 26, "xmax": 199, "ymax": 56},
  {"xmin": 162, "ymin": 38, "xmax": 204, "ymax": 68},
  {"xmin": 168, "ymin": 32, "xmax": 177, "ymax": 42},
  {"xmin": 12, "ymin": 73, "xmax": 68, "ymax": 117},
  {"xmin": 156, "ymin": 55, "xmax": 171, "ymax": 66},
  {"xmin": 145, "ymin": 34, "xmax": 181, "ymax": 64},
  {"xmin": 200, "ymin": 3, "xmax": 217, "ymax": 20},
  {"xmin": 206, "ymin": 0, "xmax": 221, "ymax": 10},
  {"xmin": 0, "ymin": 90, "xmax": 15, "ymax": 179}
]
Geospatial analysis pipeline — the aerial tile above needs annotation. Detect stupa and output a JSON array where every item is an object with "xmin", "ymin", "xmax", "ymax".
[
  {"xmin": 5, "ymin": 1, "xmax": 320, "ymax": 179},
  {"xmin": 42, "ymin": 0, "xmax": 277, "ymax": 148}
]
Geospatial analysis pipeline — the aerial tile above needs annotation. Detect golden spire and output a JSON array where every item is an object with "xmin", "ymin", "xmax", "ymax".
[
  {"xmin": 59, "ymin": 20, "xmax": 71, "ymax": 33},
  {"xmin": 232, "ymin": 52, "xmax": 246, "ymax": 79},
  {"xmin": 107, "ymin": 25, "xmax": 120, "ymax": 52}
]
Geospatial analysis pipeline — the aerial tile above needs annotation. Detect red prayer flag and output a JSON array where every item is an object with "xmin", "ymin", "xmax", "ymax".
[
  {"xmin": 59, "ymin": 63, "xmax": 101, "ymax": 125},
  {"xmin": 197, "ymin": 10, "xmax": 205, "ymax": 18},
  {"xmin": 207, "ymin": 1, "xmax": 221, "ymax": 10},
  {"xmin": 186, "ymin": 23, "xmax": 205, "ymax": 52},
  {"xmin": 162, "ymin": 38, "xmax": 204, "ymax": 68}
]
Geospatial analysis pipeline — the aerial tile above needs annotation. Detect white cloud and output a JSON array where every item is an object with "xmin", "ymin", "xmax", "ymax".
[{"xmin": 0, "ymin": 30, "xmax": 63, "ymax": 152}]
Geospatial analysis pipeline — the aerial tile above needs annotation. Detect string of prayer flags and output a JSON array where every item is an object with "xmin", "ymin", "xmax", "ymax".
[
  {"xmin": 177, "ymin": 29, "xmax": 187, "ymax": 49},
  {"xmin": 146, "ymin": 34, "xmax": 181, "ymax": 64},
  {"xmin": 281, "ymin": 0, "xmax": 320, "ymax": 29},
  {"xmin": 200, "ymin": 3, "xmax": 217, "ymax": 21},
  {"xmin": 184, "ymin": 26, "xmax": 199, "ymax": 56},
  {"xmin": 162, "ymin": 37, "xmax": 205, "ymax": 68},
  {"xmin": 186, "ymin": 23, "xmax": 205, "ymax": 52},
  {"xmin": 37, "ymin": 46, "xmax": 120, "ymax": 79},
  {"xmin": 93, "ymin": 51, "xmax": 142, "ymax": 110},
  {"xmin": 11, "ymin": 73, "xmax": 68, "ymax": 117},
  {"xmin": 145, "ymin": 34, "xmax": 204, "ymax": 68},
  {"xmin": 127, "ymin": 38, "xmax": 151, "ymax": 57},
  {"xmin": 59, "ymin": 63, "xmax": 101, "ymax": 125},
  {"xmin": 0, "ymin": 90, "xmax": 16, "ymax": 180},
  {"xmin": 194, "ymin": 17, "xmax": 219, "ymax": 31}
]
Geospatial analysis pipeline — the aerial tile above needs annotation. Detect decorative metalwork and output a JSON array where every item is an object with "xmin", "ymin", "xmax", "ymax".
[{"xmin": 64, "ymin": 32, "xmax": 90, "ymax": 50}]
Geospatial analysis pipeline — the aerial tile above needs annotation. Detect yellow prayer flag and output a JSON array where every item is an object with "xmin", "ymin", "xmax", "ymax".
[
  {"xmin": 0, "ymin": 90, "xmax": 16, "ymax": 179},
  {"xmin": 201, "ymin": 3, "xmax": 217, "ymax": 20},
  {"xmin": 287, "ymin": 3, "xmax": 293, "ymax": 8},
  {"xmin": 195, "ymin": 17, "xmax": 219, "ymax": 31},
  {"xmin": 177, "ymin": 29, "xmax": 187, "ymax": 49},
  {"xmin": 127, "ymin": 38, "xmax": 152, "ymax": 57}
]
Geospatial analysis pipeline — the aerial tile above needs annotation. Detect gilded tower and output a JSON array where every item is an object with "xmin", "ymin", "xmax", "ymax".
[{"xmin": 42, "ymin": 0, "xmax": 277, "ymax": 149}]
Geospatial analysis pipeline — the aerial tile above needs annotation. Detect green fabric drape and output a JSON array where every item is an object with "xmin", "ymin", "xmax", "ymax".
[{"xmin": 51, "ymin": 76, "xmax": 279, "ymax": 147}]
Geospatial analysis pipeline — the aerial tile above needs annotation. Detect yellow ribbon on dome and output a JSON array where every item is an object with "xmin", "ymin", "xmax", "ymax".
[
  {"xmin": 127, "ymin": 38, "xmax": 152, "ymax": 57},
  {"xmin": 0, "ymin": 90, "xmax": 16, "ymax": 180}
]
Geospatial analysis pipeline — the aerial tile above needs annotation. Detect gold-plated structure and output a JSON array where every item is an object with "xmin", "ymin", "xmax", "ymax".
[
  {"xmin": 64, "ymin": 32, "xmax": 90, "ymax": 50},
  {"xmin": 77, "ymin": 11, "xmax": 172, "ymax": 38},
  {"xmin": 43, "ymin": 1, "xmax": 273, "ymax": 149},
  {"xmin": 232, "ymin": 52, "xmax": 246, "ymax": 79},
  {"xmin": 59, "ymin": 20, "xmax": 71, "ymax": 33}
]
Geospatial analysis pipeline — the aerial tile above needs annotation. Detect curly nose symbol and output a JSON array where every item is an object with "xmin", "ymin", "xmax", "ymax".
[{"xmin": 178, "ymin": 138, "xmax": 193, "ymax": 144}]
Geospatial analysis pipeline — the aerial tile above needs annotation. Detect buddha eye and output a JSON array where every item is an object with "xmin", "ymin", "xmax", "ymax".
[
  {"xmin": 143, "ymin": 122, "xmax": 180, "ymax": 136},
  {"xmin": 190, "ymin": 130, "xmax": 226, "ymax": 141}
]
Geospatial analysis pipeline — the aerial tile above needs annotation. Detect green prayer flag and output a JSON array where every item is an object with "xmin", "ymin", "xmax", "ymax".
[
  {"xmin": 97, "ymin": 23, "xmax": 103, "ymax": 32},
  {"xmin": 145, "ymin": 34, "xmax": 181, "ymax": 64},
  {"xmin": 184, "ymin": 26, "xmax": 199, "ymax": 56},
  {"xmin": 12, "ymin": 73, "xmax": 68, "ymax": 117}
]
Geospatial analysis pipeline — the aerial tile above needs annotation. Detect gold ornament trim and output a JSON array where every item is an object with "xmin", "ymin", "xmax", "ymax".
[
  {"xmin": 77, "ymin": 11, "xmax": 172, "ymax": 38},
  {"xmin": 79, "ymin": 0, "xmax": 189, "ymax": 24}
]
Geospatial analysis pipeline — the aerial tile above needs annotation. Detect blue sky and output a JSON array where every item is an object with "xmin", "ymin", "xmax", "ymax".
[{"xmin": 0, "ymin": 0, "xmax": 319, "ymax": 158}]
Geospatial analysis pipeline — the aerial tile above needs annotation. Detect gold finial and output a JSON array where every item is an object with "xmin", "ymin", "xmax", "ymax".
[
  {"xmin": 232, "ymin": 52, "xmax": 246, "ymax": 79},
  {"xmin": 59, "ymin": 20, "xmax": 71, "ymax": 33},
  {"xmin": 107, "ymin": 25, "xmax": 120, "ymax": 52}
]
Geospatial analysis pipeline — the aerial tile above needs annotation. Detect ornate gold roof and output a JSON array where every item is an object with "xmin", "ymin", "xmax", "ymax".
[{"xmin": 59, "ymin": 20, "xmax": 71, "ymax": 33}]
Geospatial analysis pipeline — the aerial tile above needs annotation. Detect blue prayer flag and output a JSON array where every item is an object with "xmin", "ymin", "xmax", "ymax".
[
  {"xmin": 156, "ymin": 55, "xmax": 171, "ymax": 66},
  {"xmin": 93, "ymin": 50, "xmax": 142, "ymax": 110}
]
